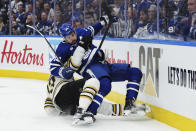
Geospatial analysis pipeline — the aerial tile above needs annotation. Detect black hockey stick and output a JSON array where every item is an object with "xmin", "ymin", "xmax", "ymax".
[
  {"xmin": 26, "ymin": 25, "xmax": 64, "ymax": 67},
  {"xmin": 98, "ymin": 1, "xmax": 113, "ymax": 49}
]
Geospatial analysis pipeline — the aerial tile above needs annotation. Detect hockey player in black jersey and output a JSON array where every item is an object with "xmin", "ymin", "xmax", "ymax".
[{"xmin": 44, "ymin": 72, "xmax": 151, "ymax": 125}]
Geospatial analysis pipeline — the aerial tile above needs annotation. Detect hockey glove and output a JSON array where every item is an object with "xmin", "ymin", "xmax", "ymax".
[
  {"xmin": 61, "ymin": 67, "xmax": 73, "ymax": 79},
  {"xmin": 100, "ymin": 15, "xmax": 119, "ymax": 26},
  {"xmin": 78, "ymin": 36, "xmax": 93, "ymax": 51},
  {"xmin": 94, "ymin": 49, "xmax": 105, "ymax": 62}
]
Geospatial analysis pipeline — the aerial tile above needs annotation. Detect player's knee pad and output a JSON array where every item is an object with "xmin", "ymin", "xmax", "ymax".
[
  {"xmin": 84, "ymin": 78, "xmax": 100, "ymax": 91},
  {"xmin": 127, "ymin": 67, "xmax": 142, "ymax": 83},
  {"xmin": 99, "ymin": 77, "xmax": 111, "ymax": 97},
  {"xmin": 79, "ymin": 78, "xmax": 100, "ymax": 110}
]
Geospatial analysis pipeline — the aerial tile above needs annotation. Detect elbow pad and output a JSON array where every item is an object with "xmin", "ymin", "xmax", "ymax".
[{"xmin": 70, "ymin": 46, "xmax": 85, "ymax": 70}]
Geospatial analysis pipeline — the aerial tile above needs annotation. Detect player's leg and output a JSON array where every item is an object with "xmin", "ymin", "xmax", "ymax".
[
  {"xmin": 109, "ymin": 63, "xmax": 142, "ymax": 113},
  {"xmin": 54, "ymin": 79, "xmax": 86, "ymax": 115},
  {"xmin": 97, "ymin": 101, "xmax": 124, "ymax": 116},
  {"xmin": 83, "ymin": 63, "xmax": 112, "ymax": 115},
  {"xmin": 73, "ymin": 78, "xmax": 100, "ymax": 125},
  {"xmin": 97, "ymin": 101, "xmax": 151, "ymax": 118}
]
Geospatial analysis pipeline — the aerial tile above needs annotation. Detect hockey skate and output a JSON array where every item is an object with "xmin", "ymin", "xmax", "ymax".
[
  {"xmin": 72, "ymin": 108, "xmax": 96, "ymax": 126},
  {"xmin": 123, "ymin": 99, "xmax": 151, "ymax": 117}
]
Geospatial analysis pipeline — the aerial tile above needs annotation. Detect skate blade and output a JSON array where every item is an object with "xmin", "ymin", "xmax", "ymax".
[
  {"xmin": 72, "ymin": 118, "xmax": 94, "ymax": 126},
  {"xmin": 72, "ymin": 119, "xmax": 80, "ymax": 126}
]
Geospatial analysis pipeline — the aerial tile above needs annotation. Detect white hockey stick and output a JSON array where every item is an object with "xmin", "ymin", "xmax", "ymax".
[{"xmin": 26, "ymin": 25, "xmax": 64, "ymax": 66}]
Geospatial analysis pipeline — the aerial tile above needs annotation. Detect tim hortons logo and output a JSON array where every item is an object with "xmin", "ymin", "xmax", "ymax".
[{"xmin": 1, "ymin": 40, "xmax": 44, "ymax": 66}]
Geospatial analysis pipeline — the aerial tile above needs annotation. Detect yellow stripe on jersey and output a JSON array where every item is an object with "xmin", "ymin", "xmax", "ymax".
[
  {"xmin": 44, "ymin": 105, "xmax": 55, "ymax": 108},
  {"xmin": 119, "ymin": 104, "xmax": 122, "ymax": 116},
  {"xmin": 112, "ymin": 104, "xmax": 116, "ymax": 116},
  {"xmin": 83, "ymin": 86, "xmax": 98, "ymax": 93},
  {"xmin": 80, "ymin": 95, "xmax": 93, "ymax": 102},
  {"xmin": 45, "ymin": 101, "xmax": 53, "ymax": 104},
  {"xmin": 70, "ymin": 57, "xmax": 80, "ymax": 69},
  {"xmin": 46, "ymin": 97, "xmax": 52, "ymax": 101},
  {"xmin": 82, "ymin": 90, "xmax": 95, "ymax": 97}
]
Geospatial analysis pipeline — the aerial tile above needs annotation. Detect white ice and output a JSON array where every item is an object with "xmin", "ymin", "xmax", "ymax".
[{"xmin": 0, "ymin": 77, "xmax": 178, "ymax": 131}]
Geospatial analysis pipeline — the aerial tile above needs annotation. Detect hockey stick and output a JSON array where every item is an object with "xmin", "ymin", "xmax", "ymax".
[
  {"xmin": 98, "ymin": 1, "xmax": 113, "ymax": 49},
  {"xmin": 26, "ymin": 25, "xmax": 64, "ymax": 67}
]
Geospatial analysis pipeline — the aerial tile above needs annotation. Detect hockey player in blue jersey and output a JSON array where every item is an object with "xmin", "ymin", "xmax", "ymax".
[{"xmin": 50, "ymin": 14, "xmax": 143, "ymax": 124}]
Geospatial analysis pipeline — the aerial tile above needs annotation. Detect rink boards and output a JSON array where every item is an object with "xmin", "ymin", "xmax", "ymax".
[{"xmin": 0, "ymin": 36, "xmax": 196, "ymax": 130}]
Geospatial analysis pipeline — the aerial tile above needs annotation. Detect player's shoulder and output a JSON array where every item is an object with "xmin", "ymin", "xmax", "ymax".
[
  {"xmin": 75, "ymin": 27, "xmax": 85, "ymax": 35},
  {"xmin": 58, "ymin": 41, "xmax": 72, "ymax": 48},
  {"xmin": 56, "ymin": 41, "xmax": 72, "ymax": 53}
]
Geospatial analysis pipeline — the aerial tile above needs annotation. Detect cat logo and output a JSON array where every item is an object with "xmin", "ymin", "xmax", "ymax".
[{"xmin": 139, "ymin": 46, "xmax": 162, "ymax": 97}]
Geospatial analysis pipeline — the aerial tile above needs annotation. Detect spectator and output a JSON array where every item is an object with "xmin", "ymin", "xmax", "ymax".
[
  {"xmin": 178, "ymin": 0, "xmax": 189, "ymax": 17},
  {"xmin": 15, "ymin": 4, "xmax": 26, "ymax": 25},
  {"xmin": 108, "ymin": 4, "xmax": 124, "ymax": 38},
  {"xmin": 133, "ymin": 8, "xmax": 149, "ymax": 38},
  {"xmin": 126, "ymin": 6, "xmax": 137, "ymax": 38},
  {"xmin": 12, "ymin": 20, "xmax": 21, "ymax": 35},
  {"xmin": 49, "ymin": 11, "xmax": 54, "ymax": 23},
  {"xmin": 55, "ymin": 3, "xmax": 62, "ymax": 14},
  {"xmin": 159, "ymin": 1, "xmax": 179, "ymax": 37},
  {"xmin": 36, "ymin": 11, "xmax": 52, "ymax": 35},
  {"xmin": 60, "ymin": 1, "xmax": 72, "ymax": 23},
  {"xmin": 25, "ymin": 2, "xmax": 33, "ymax": 16},
  {"xmin": 176, "ymin": 0, "xmax": 196, "ymax": 40},
  {"xmin": 25, "ymin": 14, "xmax": 34, "ymax": 35},
  {"xmin": 43, "ymin": 2, "xmax": 54, "ymax": 21},
  {"xmin": 0, "ymin": 16, "xmax": 6, "ymax": 35},
  {"xmin": 84, "ymin": 12, "xmax": 96, "ymax": 27},
  {"xmin": 146, "ymin": 4, "xmax": 163, "ymax": 34},
  {"xmin": 11, "ymin": 0, "xmax": 23, "ymax": 13},
  {"xmin": 35, "ymin": 0, "xmax": 43, "ymax": 21},
  {"xmin": 0, "ymin": 0, "xmax": 9, "ymax": 25},
  {"xmin": 49, "ymin": 12, "xmax": 63, "ymax": 35}
]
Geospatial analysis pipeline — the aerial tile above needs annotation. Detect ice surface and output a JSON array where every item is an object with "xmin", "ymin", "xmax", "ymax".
[{"xmin": 0, "ymin": 77, "xmax": 178, "ymax": 131}]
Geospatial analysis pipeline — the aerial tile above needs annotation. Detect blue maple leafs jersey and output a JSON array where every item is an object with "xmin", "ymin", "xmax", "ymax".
[{"xmin": 50, "ymin": 22, "xmax": 103, "ymax": 78}]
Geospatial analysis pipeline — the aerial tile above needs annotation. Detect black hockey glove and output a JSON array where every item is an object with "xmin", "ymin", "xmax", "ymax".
[
  {"xmin": 78, "ymin": 36, "xmax": 93, "ymax": 51},
  {"xmin": 100, "ymin": 15, "xmax": 118, "ymax": 26},
  {"xmin": 94, "ymin": 49, "xmax": 105, "ymax": 62}
]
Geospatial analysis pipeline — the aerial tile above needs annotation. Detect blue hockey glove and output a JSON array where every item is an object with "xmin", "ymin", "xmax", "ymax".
[
  {"xmin": 61, "ymin": 67, "xmax": 73, "ymax": 79},
  {"xmin": 78, "ymin": 36, "xmax": 93, "ymax": 51}
]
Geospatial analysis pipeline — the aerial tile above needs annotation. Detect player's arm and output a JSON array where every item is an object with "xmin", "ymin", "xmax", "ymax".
[
  {"xmin": 50, "ymin": 44, "xmax": 74, "ymax": 80},
  {"xmin": 82, "ymin": 15, "xmax": 118, "ymax": 37},
  {"xmin": 69, "ymin": 36, "xmax": 93, "ymax": 71}
]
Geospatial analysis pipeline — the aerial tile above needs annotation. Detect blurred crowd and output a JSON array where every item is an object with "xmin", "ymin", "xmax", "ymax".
[{"xmin": 0, "ymin": 0, "xmax": 196, "ymax": 41}]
